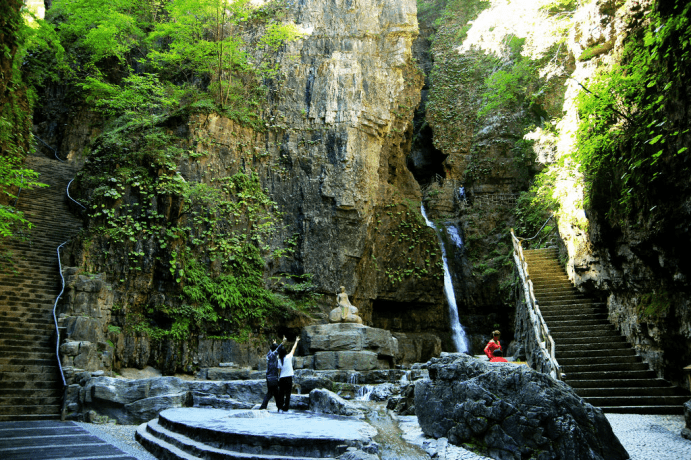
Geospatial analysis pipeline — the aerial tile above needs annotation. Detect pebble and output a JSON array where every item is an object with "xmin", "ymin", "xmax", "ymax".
[{"xmin": 77, "ymin": 412, "xmax": 691, "ymax": 460}]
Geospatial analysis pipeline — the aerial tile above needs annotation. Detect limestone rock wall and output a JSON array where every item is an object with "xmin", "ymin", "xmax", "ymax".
[{"xmin": 52, "ymin": 0, "xmax": 450, "ymax": 373}]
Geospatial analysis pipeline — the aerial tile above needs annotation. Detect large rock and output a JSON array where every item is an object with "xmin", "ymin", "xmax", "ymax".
[
  {"xmin": 683, "ymin": 400, "xmax": 691, "ymax": 440},
  {"xmin": 302, "ymin": 323, "xmax": 399, "ymax": 370},
  {"xmin": 415, "ymin": 354, "xmax": 629, "ymax": 460},
  {"xmin": 70, "ymin": 376, "xmax": 268, "ymax": 424},
  {"xmin": 309, "ymin": 388, "xmax": 365, "ymax": 417}
]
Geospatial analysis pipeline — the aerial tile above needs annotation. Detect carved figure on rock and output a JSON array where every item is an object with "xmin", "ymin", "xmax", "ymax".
[{"xmin": 329, "ymin": 286, "xmax": 363, "ymax": 324}]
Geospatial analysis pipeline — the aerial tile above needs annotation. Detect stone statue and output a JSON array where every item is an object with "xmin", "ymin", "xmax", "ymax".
[{"xmin": 329, "ymin": 286, "xmax": 363, "ymax": 324}]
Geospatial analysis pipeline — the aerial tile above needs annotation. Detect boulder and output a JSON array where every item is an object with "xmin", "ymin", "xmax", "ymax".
[
  {"xmin": 309, "ymin": 388, "xmax": 365, "ymax": 417},
  {"xmin": 315, "ymin": 351, "xmax": 379, "ymax": 371},
  {"xmin": 302, "ymin": 323, "xmax": 398, "ymax": 359},
  {"xmin": 387, "ymin": 383, "xmax": 415, "ymax": 415},
  {"xmin": 205, "ymin": 367, "xmax": 252, "ymax": 381},
  {"xmin": 415, "ymin": 354, "xmax": 629, "ymax": 460},
  {"xmin": 294, "ymin": 375, "xmax": 334, "ymax": 394},
  {"xmin": 683, "ymin": 400, "xmax": 691, "ymax": 440}
]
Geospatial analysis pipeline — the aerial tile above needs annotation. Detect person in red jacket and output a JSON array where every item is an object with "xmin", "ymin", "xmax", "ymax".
[
  {"xmin": 484, "ymin": 330, "xmax": 502, "ymax": 360},
  {"xmin": 490, "ymin": 348, "xmax": 508, "ymax": 363}
]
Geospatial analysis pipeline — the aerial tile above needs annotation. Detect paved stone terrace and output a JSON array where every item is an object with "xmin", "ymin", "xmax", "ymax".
[{"xmin": 0, "ymin": 420, "xmax": 136, "ymax": 460}]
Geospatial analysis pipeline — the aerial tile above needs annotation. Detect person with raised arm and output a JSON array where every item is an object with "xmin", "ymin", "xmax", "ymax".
[{"xmin": 277, "ymin": 335, "xmax": 300, "ymax": 413}]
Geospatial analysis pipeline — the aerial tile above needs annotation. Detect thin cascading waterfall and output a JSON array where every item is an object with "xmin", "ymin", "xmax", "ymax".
[
  {"xmin": 357, "ymin": 385, "xmax": 375, "ymax": 401},
  {"xmin": 421, "ymin": 203, "xmax": 470, "ymax": 353}
]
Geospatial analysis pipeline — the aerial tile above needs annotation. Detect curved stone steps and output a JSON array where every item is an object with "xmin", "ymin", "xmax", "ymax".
[
  {"xmin": 137, "ymin": 419, "xmax": 308, "ymax": 461},
  {"xmin": 137, "ymin": 408, "xmax": 378, "ymax": 460}
]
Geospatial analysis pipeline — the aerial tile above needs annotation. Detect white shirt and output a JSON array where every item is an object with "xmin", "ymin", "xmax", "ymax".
[{"xmin": 278, "ymin": 352, "xmax": 294, "ymax": 379}]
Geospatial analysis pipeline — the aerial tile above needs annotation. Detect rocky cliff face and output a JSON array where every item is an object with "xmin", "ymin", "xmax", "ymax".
[{"xmin": 50, "ymin": 0, "xmax": 455, "ymax": 373}]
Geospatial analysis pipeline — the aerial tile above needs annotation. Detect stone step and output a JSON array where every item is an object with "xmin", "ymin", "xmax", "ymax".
[
  {"xmin": 0, "ymin": 413, "xmax": 61, "ymax": 421},
  {"xmin": 549, "ymin": 323, "xmax": 619, "ymax": 334},
  {"xmin": 551, "ymin": 331, "xmax": 623, "ymax": 342},
  {"xmin": 554, "ymin": 335, "xmax": 630, "ymax": 347},
  {"xmin": 557, "ymin": 348, "xmax": 637, "ymax": 359},
  {"xmin": 547, "ymin": 318, "xmax": 611, "ymax": 328},
  {"xmin": 540, "ymin": 302, "xmax": 605, "ymax": 313},
  {"xmin": 0, "ymin": 302, "xmax": 56, "ymax": 312},
  {"xmin": 535, "ymin": 292, "xmax": 588, "ymax": 302},
  {"xmin": 558, "ymin": 355, "xmax": 642, "ymax": 366},
  {"xmin": 138, "ymin": 408, "xmax": 377, "ymax": 459},
  {"xmin": 0, "ymin": 364, "xmax": 59, "ymax": 374},
  {"xmin": 0, "ymin": 371, "xmax": 61, "ymax": 382},
  {"xmin": 542, "ymin": 312, "xmax": 608, "ymax": 322},
  {"xmin": 0, "ymin": 346, "xmax": 55, "ymax": 359},
  {"xmin": 540, "ymin": 298, "xmax": 598, "ymax": 308},
  {"xmin": 533, "ymin": 288, "xmax": 581, "ymax": 297},
  {"xmin": 0, "ymin": 404, "xmax": 62, "ymax": 416},
  {"xmin": 0, "ymin": 293, "xmax": 57, "ymax": 302},
  {"xmin": 594, "ymin": 405, "xmax": 685, "ymax": 415},
  {"xmin": 0, "ymin": 337, "xmax": 53, "ymax": 348},
  {"xmin": 0, "ymin": 318, "xmax": 54, "ymax": 329},
  {"xmin": 565, "ymin": 378, "xmax": 672, "ymax": 388},
  {"xmin": 577, "ymin": 386, "xmax": 687, "ymax": 397},
  {"xmin": 0, "ymin": 357, "xmax": 57, "ymax": 366},
  {"xmin": 564, "ymin": 369, "xmax": 657, "ymax": 381},
  {"xmin": 0, "ymin": 396, "xmax": 62, "ymax": 406},
  {"xmin": 583, "ymin": 395, "xmax": 690, "ymax": 407},
  {"xmin": 547, "ymin": 320, "xmax": 612, "ymax": 331},
  {"xmin": 0, "ymin": 380, "xmax": 58, "ymax": 388},
  {"xmin": 137, "ymin": 419, "xmax": 309, "ymax": 461},
  {"xmin": 561, "ymin": 362, "xmax": 649, "ymax": 373},
  {"xmin": 555, "ymin": 341, "xmax": 631, "ymax": 352}
]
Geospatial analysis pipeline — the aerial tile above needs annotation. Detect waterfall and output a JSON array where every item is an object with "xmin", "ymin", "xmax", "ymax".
[
  {"xmin": 421, "ymin": 204, "xmax": 469, "ymax": 353},
  {"xmin": 357, "ymin": 385, "xmax": 375, "ymax": 401},
  {"xmin": 348, "ymin": 373, "xmax": 359, "ymax": 385}
]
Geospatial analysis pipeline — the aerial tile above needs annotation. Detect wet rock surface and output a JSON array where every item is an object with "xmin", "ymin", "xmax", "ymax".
[{"xmin": 414, "ymin": 354, "xmax": 629, "ymax": 460}]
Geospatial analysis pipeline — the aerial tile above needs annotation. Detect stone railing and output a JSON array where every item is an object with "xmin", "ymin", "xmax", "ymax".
[{"xmin": 511, "ymin": 228, "xmax": 561, "ymax": 380}]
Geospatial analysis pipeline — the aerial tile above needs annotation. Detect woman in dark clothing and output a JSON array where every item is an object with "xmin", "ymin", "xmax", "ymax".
[
  {"xmin": 277, "ymin": 336, "xmax": 300, "ymax": 413},
  {"xmin": 259, "ymin": 339, "xmax": 284, "ymax": 411}
]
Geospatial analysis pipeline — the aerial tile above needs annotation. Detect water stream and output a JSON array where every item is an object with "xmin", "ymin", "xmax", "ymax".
[
  {"xmin": 363, "ymin": 402, "xmax": 431, "ymax": 460},
  {"xmin": 421, "ymin": 203, "xmax": 469, "ymax": 352}
]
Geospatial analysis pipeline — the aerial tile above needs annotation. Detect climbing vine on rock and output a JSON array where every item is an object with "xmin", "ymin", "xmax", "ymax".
[{"xmin": 573, "ymin": 0, "xmax": 690, "ymax": 222}]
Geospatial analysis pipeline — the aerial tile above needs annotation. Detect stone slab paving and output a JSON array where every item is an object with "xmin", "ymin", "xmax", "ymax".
[
  {"xmin": 160, "ymin": 407, "xmax": 377, "ymax": 441},
  {"xmin": 0, "ymin": 420, "xmax": 135, "ymax": 460}
]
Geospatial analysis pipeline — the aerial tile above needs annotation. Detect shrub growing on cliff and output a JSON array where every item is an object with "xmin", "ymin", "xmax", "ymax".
[{"xmin": 573, "ymin": 0, "xmax": 690, "ymax": 221}]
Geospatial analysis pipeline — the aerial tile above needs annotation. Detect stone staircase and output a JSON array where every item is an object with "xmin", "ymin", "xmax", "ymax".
[
  {"xmin": 524, "ymin": 248, "xmax": 688, "ymax": 414},
  {"xmin": 0, "ymin": 154, "xmax": 82, "ymax": 421}
]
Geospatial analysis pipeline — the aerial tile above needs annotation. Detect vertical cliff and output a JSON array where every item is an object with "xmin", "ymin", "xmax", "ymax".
[
  {"xmin": 411, "ymin": 0, "xmax": 689, "ymax": 385},
  {"xmin": 45, "ymin": 0, "xmax": 455, "ymax": 373}
]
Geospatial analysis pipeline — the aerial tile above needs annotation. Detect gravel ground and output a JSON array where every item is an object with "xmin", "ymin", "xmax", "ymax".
[
  {"xmin": 605, "ymin": 413, "xmax": 690, "ymax": 460},
  {"xmin": 78, "ymin": 412, "xmax": 690, "ymax": 460},
  {"xmin": 75, "ymin": 422, "xmax": 154, "ymax": 460}
]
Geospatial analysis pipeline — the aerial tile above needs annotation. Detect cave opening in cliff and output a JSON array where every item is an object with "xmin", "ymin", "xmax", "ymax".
[{"xmin": 407, "ymin": 101, "xmax": 447, "ymax": 186}]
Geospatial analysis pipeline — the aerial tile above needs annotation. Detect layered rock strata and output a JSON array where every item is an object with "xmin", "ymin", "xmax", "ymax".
[
  {"xmin": 300, "ymin": 323, "xmax": 398, "ymax": 370},
  {"xmin": 53, "ymin": 0, "xmax": 449, "ymax": 374}
]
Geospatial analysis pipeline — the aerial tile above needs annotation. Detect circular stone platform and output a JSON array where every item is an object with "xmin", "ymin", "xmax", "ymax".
[{"xmin": 136, "ymin": 407, "xmax": 379, "ymax": 459}]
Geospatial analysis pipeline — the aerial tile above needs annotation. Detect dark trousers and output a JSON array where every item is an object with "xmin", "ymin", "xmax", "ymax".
[
  {"xmin": 259, "ymin": 379, "xmax": 282, "ymax": 410},
  {"xmin": 279, "ymin": 376, "xmax": 293, "ymax": 411}
]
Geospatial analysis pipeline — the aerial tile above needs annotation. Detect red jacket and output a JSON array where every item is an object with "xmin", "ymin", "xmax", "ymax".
[
  {"xmin": 484, "ymin": 340, "xmax": 501, "ymax": 360},
  {"xmin": 490, "ymin": 356, "xmax": 508, "ymax": 363}
]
